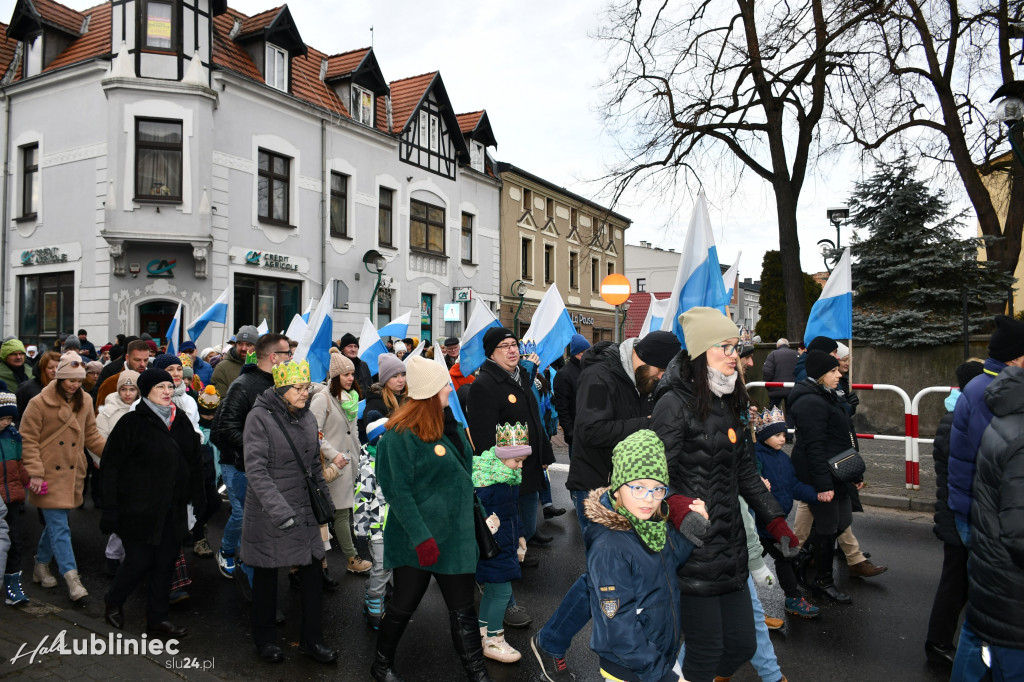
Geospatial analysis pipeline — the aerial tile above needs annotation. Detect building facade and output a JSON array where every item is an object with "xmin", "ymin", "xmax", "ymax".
[
  {"xmin": 2, "ymin": 0, "xmax": 501, "ymax": 351},
  {"xmin": 496, "ymin": 163, "xmax": 629, "ymax": 344}
]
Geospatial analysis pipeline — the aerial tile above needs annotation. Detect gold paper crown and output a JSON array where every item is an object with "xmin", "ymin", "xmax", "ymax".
[
  {"xmin": 754, "ymin": 406, "xmax": 787, "ymax": 433},
  {"xmin": 272, "ymin": 360, "xmax": 311, "ymax": 388},
  {"xmin": 496, "ymin": 422, "xmax": 530, "ymax": 448},
  {"xmin": 178, "ymin": 353, "xmax": 193, "ymax": 368}
]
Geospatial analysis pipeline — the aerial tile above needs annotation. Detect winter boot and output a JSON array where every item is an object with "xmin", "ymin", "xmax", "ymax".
[
  {"xmin": 481, "ymin": 629, "xmax": 521, "ymax": 663},
  {"xmin": 4, "ymin": 572, "xmax": 29, "ymax": 606},
  {"xmin": 32, "ymin": 558, "xmax": 56, "ymax": 588},
  {"xmin": 810, "ymin": 533, "xmax": 851, "ymax": 604},
  {"xmin": 449, "ymin": 606, "xmax": 495, "ymax": 682},
  {"xmin": 364, "ymin": 594, "xmax": 384, "ymax": 630},
  {"xmin": 64, "ymin": 570, "xmax": 88, "ymax": 602},
  {"xmin": 369, "ymin": 606, "xmax": 412, "ymax": 682}
]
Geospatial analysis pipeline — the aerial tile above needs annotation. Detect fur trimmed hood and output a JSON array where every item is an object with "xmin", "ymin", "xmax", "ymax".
[{"xmin": 584, "ymin": 487, "xmax": 633, "ymax": 531}]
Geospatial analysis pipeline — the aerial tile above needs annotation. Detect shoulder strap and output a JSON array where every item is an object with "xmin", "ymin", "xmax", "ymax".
[{"xmin": 267, "ymin": 406, "xmax": 310, "ymax": 476}]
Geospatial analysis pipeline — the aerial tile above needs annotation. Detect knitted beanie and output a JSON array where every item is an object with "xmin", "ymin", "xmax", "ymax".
[
  {"xmin": 406, "ymin": 356, "xmax": 451, "ymax": 400},
  {"xmin": 806, "ymin": 336, "xmax": 839, "ymax": 354},
  {"xmin": 569, "ymin": 334, "xmax": 591, "ymax": 356},
  {"xmin": 483, "ymin": 327, "xmax": 516, "ymax": 358},
  {"xmin": 989, "ymin": 314, "xmax": 1024, "ymax": 362},
  {"xmin": 610, "ymin": 429, "xmax": 669, "ymax": 493},
  {"xmin": 137, "ymin": 368, "xmax": 174, "ymax": 399},
  {"xmin": 0, "ymin": 339, "xmax": 26, "ymax": 361},
  {"xmin": 678, "ymin": 307, "xmax": 740, "ymax": 359},
  {"xmin": 805, "ymin": 350, "xmax": 840, "ymax": 381},
  {"xmin": 117, "ymin": 369, "xmax": 140, "ymax": 391},
  {"xmin": 338, "ymin": 333, "xmax": 359, "ymax": 349},
  {"xmin": 836, "ymin": 342, "xmax": 850, "ymax": 360},
  {"xmin": 235, "ymin": 325, "xmax": 259, "ymax": 344},
  {"xmin": 634, "ymin": 330, "xmax": 682, "ymax": 368},
  {"xmin": 197, "ymin": 384, "xmax": 221, "ymax": 420},
  {"xmin": 55, "ymin": 351, "xmax": 86, "ymax": 380},
  {"xmin": 0, "ymin": 392, "xmax": 17, "ymax": 419},
  {"xmin": 153, "ymin": 353, "xmax": 183, "ymax": 370},
  {"xmin": 394, "ymin": 341, "xmax": 408, "ymax": 355},
  {"xmin": 85, "ymin": 361, "xmax": 104, "ymax": 373},
  {"xmin": 495, "ymin": 422, "xmax": 531, "ymax": 459},
  {"xmin": 377, "ymin": 353, "xmax": 406, "ymax": 385},
  {"xmin": 329, "ymin": 348, "xmax": 355, "ymax": 379}
]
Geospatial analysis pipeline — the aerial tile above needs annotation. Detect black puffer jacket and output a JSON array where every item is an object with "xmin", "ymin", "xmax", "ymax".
[
  {"xmin": 467, "ymin": 360, "xmax": 554, "ymax": 496},
  {"xmin": 211, "ymin": 364, "xmax": 275, "ymax": 469},
  {"xmin": 787, "ymin": 379, "xmax": 859, "ymax": 495},
  {"xmin": 649, "ymin": 354, "xmax": 784, "ymax": 597},
  {"xmin": 551, "ymin": 356, "xmax": 584, "ymax": 445},
  {"xmin": 566, "ymin": 341, "xmax": 652, "ymax": 492},
  {"xmin": 967, "ymin": 366, "xmax": 1024, "ymax": 649},
  {"xmin": 931, "ymin": 411, "xmax": 962, "ymax": 547}
]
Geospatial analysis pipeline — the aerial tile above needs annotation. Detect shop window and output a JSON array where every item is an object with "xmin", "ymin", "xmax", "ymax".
[
  {"xmin": 329, "ymin": 171, "xmax": 349, "ymax": 238},
  {"xmin": 410, "ymin": 198, "xmax": 445, "ymax": 255},
  {"xmin": 258, "ymin": 148, "xmax": 290, "ymax": 225},
  {"xmin": 378, "ymin": 187, "xmax": 394, "ymax": 246},
  {"xmin": 135, "ymin": 118, "xmax": 182, "ymax": 201},
  {"xmin": 234, "ymin": 274, "xmax": 301, "ymax": 334},
  {"xmin": 18, "ymin": 271, "xmax": 74, "ymax": 351}
]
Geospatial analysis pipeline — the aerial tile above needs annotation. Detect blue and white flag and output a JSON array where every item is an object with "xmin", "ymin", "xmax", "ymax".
[
  {"xmin": 186, "ymin": 288, "xmax": 229, "ymax": 343},
  {"xmin": 639, "ymin": 293, "xmax": 672, "ymax": 339},
  {"xmin": 804, "ymin": 247, "xmax": 852, "ymax": 342},
  {"xmin": 377, "ymin": 311, "xmax": 411, "ymax": 340},
  {"xmin": 257, "ymin": 319, "xmax": 269, "ymax": 336},
  {"xmin": 359, "ymin": 317, "xmax": 389, "ymax": 377},
  {"xmin": 284, "ymin": 314, "xmax": 308, "ymax": 344},
  {"xmin": 521, "ymin": 284, "xmax": 576, "ymax": 371},
  {"xmin": 165, "ymin": 302, "xmax": 183, "ymax": 355},
  {"xmin": 300, "ymin": 298, "xmax": 315, "ymax": 324},
  {"xmin": 459, "ymin": 300, "xmax": 501, "ymax": 375},
  {"xmin": 722, "ymin": 252, "xmax": 741, "ymax": 306},
  {"xmin": 433, "ymin": 343, "xmax": 468, "ymax": 428},
  {"xmin": 294, "ymin": 279, "xmax": 335, "ymax": 383},
  {"xmin": 404, "ymin": 340, "xmax": 426, "ymax": 363},
  {"xmin": 660, "ymin": 192, "xmax": 730, "ymax": 345}
]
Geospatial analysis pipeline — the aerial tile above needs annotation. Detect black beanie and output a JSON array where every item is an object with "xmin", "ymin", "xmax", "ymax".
[
  {"xmin": 483, "ymin": 327, "xmax": 516, "ymax": 358},
  {"xmin": 635, "ymin": 331, "xmax": 682, "ymax": 369},
  {"xmin": 137, "ymin": 368, "xmax": 174, "ymax": 400},
  {"xmin": 338, "ymin": 333, "xmax": 359, "ymax": 349},
  {"xmin": 806, "ymin": 336, "xmax": 839, "ymax": 354},
  {"xmin": 955, "ymin": 361, "xmax": 984, "ymax": 391},
  {"xmin": 805, "ymin": 350, "xmax": 840, "ymax": 381},
  {"xmin": 988, "ymin": 315, "xmax": 1024, "ymax": 363}
]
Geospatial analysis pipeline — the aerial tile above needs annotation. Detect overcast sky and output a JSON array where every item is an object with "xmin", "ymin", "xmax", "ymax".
[{"xmin": 2, "ymin": 0, "xmax": 959, "ymax": 283}]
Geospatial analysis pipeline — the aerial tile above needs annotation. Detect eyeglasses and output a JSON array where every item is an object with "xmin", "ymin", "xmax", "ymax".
[
  {"xmin": 495, "ymin": 342, "xmax": 519, "ymax": 352},
  {"xmin": 627, "ymin": 484, "xmax": 668, "ymax": 501},
  {"xmin": 711, "ymin": 343, "xmax": 738, "ymax": 356},
  {"xmin": 292, "ymin": 384, "xmax": 311, "ymax": 394},
  {"xmin": 272, "ymin": 350, "xmax": 294, "ymax": 357}
]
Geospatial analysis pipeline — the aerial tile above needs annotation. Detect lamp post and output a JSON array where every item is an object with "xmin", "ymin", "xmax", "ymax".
[
  {"xmin": 818, "ymin": 206, "xmax": 849, "ymax": 273},
  {"xmin": 990, "ymin": 82, "xmax": 1024, "ymax": 316},
  {"xmin": 619, "ymin": 299, "xmax": 631, "ymax": 341},
  {"xmin": 510, "ymin": 279, "xmax": 527, "ymax": 338},
  {"xmin": 363, "ymin": 249, "xmax": 387, "ymax": 324}
]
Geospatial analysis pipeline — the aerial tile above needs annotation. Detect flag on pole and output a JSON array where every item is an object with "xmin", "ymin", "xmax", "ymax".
[
  {"xmin": 660, "ymin": 192, "xmax": 730, "ymax": 345},
  {"xmin": 294, "ymin": 279, "xmax": 335, "ymax": 383},
  {"xmin": 405, "ymin": 340, "xmax": 426, "ymax": 362},
  {"xmin": 458, "ymin": 300, "xmax": 501, "ymax": 375},
  {"xmin": 164, "ymin": 302, "xmax": 183, "ymax": 355},
  {"xmin": 284, "ymin": 314, "xmax": 308, "ymax": 343},
  {"xmin": 358, "ymin": 318, "xmax": 389, "ymax": 376},
  {"xmin": 433, "ymin": 342, "xmax": 468, "ymax": 428},
  {"xmin": 803, "ymin": 247, "xmax": 853, "ymax": 342},
  {"xmin": 257, "ymin": 319, "xmax": 269, "ymax": 336},
  {"xmin": 377, "ymin": 311, "xmax": 411, "ymax": 340},
  {"xmin": 186, "ymin": 289, "xmax": 229, "ymax": 343},
  {"xmin": 722, "ymin": 252, "xmax": 741, "ymax": 303},
  {"xmin": 639, "ymin": 294, "xmax": 673, "ymax": 339},
  {"xmin": 521, "ymin": 284, "xmax": 576, "ymax": 371},
  {"xmin": 301, "ymin": 298, "xmax": 315, "ymax": 323}
]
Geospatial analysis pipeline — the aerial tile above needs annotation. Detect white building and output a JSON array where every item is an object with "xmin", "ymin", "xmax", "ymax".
[{"xmin": 1, "ymin": 0, "xmax": 501, "ymax": 350}]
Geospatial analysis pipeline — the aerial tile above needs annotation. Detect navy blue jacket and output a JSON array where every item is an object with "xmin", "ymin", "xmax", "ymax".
[
  {"xmin": 585, "ymin": 489, "xmax": 694, "ymax": 682},
  {"xmin": 948, "ymin": 358, "xmax": 1005, "ymax": 522},
  {"xmin": 754, "ymin": 441, "xmax": 817, "ymax": 540},
  {"xmin": 474, "ymin": 481, "xmax": 521, "ymax": 584},
  {"xmin": 193, "ymin": 356, "xmax": 213, "ymax": 385}
]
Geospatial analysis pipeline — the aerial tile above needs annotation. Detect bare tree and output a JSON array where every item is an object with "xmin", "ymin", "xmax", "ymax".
[
  {"xmin": 831, "ymin": 0, "xmax": 1024, "ymax": 304},
  {"xmin": 598, "ymin": 1, "xmax": 876, "ymax": 339}
]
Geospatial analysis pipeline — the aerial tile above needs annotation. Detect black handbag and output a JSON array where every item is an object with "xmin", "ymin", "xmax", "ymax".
[
  {"xmin": 269, "ymin": 409, "xmax": 334, "ymax": 526},
  {"xmin": 473, "ymin": 495, "xmax": 500, "ymax": 560},
  {"xmin": 827, "ymin": 447, "xmax": 866, "ymax": 483}
]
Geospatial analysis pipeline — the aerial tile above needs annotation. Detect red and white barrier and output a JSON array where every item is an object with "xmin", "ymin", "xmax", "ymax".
[{"xmin": 909, "ymin": 386, "xmax": 957, "ymax": 489}]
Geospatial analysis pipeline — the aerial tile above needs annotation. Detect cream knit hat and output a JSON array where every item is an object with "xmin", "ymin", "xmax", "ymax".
[
  {"xmin": 678, "ymin": 307, "xmax": 741, "ymax": 359},
  {"xmin": 406, "ymin": 356, "xmax": 451, "ymax": 400},
  {"xmin": 55, "ymin": 351, "xmax": 86, "ymax": 380},
  {"xmin": 328, "ymin": 347, "xmax": 355, "ymax": 379}
]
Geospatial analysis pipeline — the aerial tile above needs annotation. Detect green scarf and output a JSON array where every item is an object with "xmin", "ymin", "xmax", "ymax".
[
  {"xmin": 616, "ymin": 501, "xmax": 667, "ymax": 553},
  {"xmin": 472, "ymin": 448, "xmax": 522, "ymax": 487},
  {"xmin": 340, "ymin": 389, "xmax": 359, "ymax": 421}
]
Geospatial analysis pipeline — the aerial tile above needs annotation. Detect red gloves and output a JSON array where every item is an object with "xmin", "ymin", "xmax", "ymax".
[
  {"xmin": 666, "ymin": 494, "xmax": 699, "ymax": 529},
  {"xmin": 415, "ymin": 538, "xmax": 440, "ymax": 567},
  {"xmin": 766, "ymin": 517, "xmax": 800, "ymax": 549}
]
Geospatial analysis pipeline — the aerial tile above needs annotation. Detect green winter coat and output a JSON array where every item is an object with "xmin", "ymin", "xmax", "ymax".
[{"xmin": 377, "ymin": 425, "xmax": 478, "ymax": 575}]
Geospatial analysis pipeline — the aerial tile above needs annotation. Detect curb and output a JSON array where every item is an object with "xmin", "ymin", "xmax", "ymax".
[{"xmin": 861, "ymin": 492, "xmax": 935, "ymax": 513}]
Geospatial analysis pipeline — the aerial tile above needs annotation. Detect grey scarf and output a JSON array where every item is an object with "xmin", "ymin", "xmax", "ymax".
[
  {"xmin": 144, "ymin": 398, "xmax": 173, "ymax": 429},
  {"xmin": 707, "ymin": 367, "xmax": 738, "ymax": 397}
]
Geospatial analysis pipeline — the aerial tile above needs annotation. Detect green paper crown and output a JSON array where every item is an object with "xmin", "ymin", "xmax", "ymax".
[
  {"xmin": 272, "ymin": 360, "xmax": 311, "ymax": 388},
  {"xmin": 496, "ymin": 421, "xmax": 529, "ymax": 448}
]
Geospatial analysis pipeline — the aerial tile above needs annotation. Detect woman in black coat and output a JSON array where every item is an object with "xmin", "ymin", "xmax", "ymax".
[
  {"xmin": 101, "ymin": 368, "xmax": 204, "ymax": 638},
  {"xmin": 649, "ymin": 307, "xmax": 795, "ymax": 682},
  {"xmin": 787, "ymin": 350, "xmax": 861, "ymax": 604}
]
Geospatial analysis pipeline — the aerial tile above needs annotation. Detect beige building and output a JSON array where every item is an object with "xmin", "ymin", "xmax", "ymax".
[
  {"xmin": 977, "ymin": 151, "xmax": 1023, "ymax": 313},
  {"xmin": 496, "ymin": 163, "xmax": 630, "ymax": 343}
]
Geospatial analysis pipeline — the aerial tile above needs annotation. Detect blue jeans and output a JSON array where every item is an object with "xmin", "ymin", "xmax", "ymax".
[
  {"xmin": 220, "ymin": 464, "xmax": 247, "ymax": 554},
  {"xmin": 955, "ymin": 515, "xmax": 971, "ymax": 549},
  {"xmin": 536, "ymin": 573, "xmax": 591, "ymax": 658},
  {"xmin": 540, "ymin": 471, "xmax": 554, "ymax": 507},
  {"xmin": 952, "ymin": 620, "xmax": 1024, "ymax": 681},
  {"xmin": 677, "ymin": 576, "xmax": 781, "ymax": 682},
  {"xmin": 36, "ymin": 508, "xmax": 76, "ymax": 574},
  {"xmin": 570, "ymin": 489, "xmax": 589, "ymax": 534},
  {"xmin": 520, "ymin": 491, "xmax": 540, "ymax": 542}
]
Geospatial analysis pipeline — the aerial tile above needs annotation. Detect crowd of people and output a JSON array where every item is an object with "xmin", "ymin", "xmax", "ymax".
[{"xmin": 0, "ymin": 310, "xmax": 1020, "ymax": 681}]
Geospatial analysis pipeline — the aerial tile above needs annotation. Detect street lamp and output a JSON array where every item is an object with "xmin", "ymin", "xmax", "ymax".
[
  {"xmin": 818, "ymin": 206, "xmax": 849, "ymax": 273},
  {"xmin": 511, "ymin": 279, "xmax": 527, "ymax": 338},
  {"xmin": 619, "ymin": 299, "xmax": 631, "ymax": 341},
  {"xmin": 990, "ymin": 81, "xmax": 1024, "ymax": 315},
  {"xmin": 363, "ymin": 249, "xmax": 387, "ymax": 324}
]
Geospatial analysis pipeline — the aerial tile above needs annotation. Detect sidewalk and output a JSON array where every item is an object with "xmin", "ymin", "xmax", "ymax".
[{"xmin": 0, "ymin": 597, "xmax": 220, "ymax": 681}]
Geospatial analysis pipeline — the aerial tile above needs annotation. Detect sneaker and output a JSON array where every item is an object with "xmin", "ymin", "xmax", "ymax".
[
  {"xmin": 193, "ymin": 538, "xmax": 214, "ymax": 558},
  {"xmin": 764, "ymin": 616, "xmax": 784, "ymax": 630},
  {"xmin": 169, "ymin": 589, "xmax": 190, "ymax": 605},
  {"xmin": 784, "ymin": 596, "xmax": 820, "ymax": 619},
  {"xmin": 217, "ymin": 550, "xmax": 235, "ymax": 579},
  {"xmin": 482, "ymin": 631, "xmax": 521, "ymax": 663},
  {"xmin": 32, "ymin": 558, "xmax": 57, "ymax": 588},
  {"xmin": 64, "ymin": 570, "xmax": 88, "ymax": 602},
  {"xmin": 531, "ymin": 633, "xmax": 575, "ymax": 681},
  {"xmin": 503, "ymin": 604, "xmax": 532, "ymax": 629},
  {"xmin": 346, "ymin": 555, "xmax": 372, "ymax": 574},
  {"xmin": 4, "ymin": 572, "xmax": 29, "ymax": 606}
]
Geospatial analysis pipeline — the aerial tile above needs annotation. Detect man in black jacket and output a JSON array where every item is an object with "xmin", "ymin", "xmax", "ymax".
[
  {"xmin": 211, "ymin": 332, "xmax": 289, "ymax": 587},
  {"xmin": 551, "ymin": 334, "xmax": 590, "ymax": 461},
  {"xmin": 531, "ymin": 331, "xmax": 681, "ymax": 682},
  {"xmin": 338, "ymin": 332, "xmax": 372, "ymax": 391},
  {"xmin": 761, "ymin": 338, "xmax": 797, "ymax": 410}
]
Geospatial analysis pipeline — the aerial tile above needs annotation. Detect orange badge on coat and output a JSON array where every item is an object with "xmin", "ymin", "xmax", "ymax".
[
  {"xmin": 434, "ymin": 444, "xmax": 446, "ymax": 456},
  {"xmin": 508, "ymin": 394, "xmax": 517, "ymax": 404},
  {"xmin": 728, "ymin": 428, "xmax": 737, "ymax": 444}
]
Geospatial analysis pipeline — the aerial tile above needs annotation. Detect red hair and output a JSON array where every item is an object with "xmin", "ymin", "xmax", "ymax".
[{"xmin": 387, "ymin": 394, "xmax": 444, "ymax": 443}]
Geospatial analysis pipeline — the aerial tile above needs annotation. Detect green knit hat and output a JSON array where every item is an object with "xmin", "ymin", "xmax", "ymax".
[{"xmin": 610, "ymin": 429, "xmax": 669, "ymax": 493}]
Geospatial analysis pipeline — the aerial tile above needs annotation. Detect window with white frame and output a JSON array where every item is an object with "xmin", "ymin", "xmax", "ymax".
[
  {"xmin": 143, "ymin": 0, "xmax": 174, "ymax": 51},
  {"xmin": 352, "ymin": 85, "xmax": 373, "ymax": 126},
  {"xmin": 258, "ymin": 148, "xmax": 290, "ymax": 224},
  {"xmin": 266, "ymin": 43, "xmax": 288, "ymax": 91},
  {"xmin": 470, "ymin": 141, "xmax": 484, "ymax": 171}
]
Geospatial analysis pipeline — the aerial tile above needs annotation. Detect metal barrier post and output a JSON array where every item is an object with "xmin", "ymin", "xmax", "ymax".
[{"xmin": 910, "ymin": 386, "xmax": 956, "ymax": 490}]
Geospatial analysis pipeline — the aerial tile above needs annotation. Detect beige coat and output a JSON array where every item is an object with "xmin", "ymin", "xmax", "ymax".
[
  {"xmin": 21, "ymin": 381, "xmax": 106, "ymax": 509},
  {"xmin": 309, "ymin": 387, "xmax": 359, "ymax": 509}
]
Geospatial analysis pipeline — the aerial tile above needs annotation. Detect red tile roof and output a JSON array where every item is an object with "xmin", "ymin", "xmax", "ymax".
[
  {"xmin": 42, "ymin": 2, "xmax": 109, "ymax": 73},
  {"xmin": 236, "ymin": 5, "xmax": 280, "ymax": 40},
  {"xmin": 456, "ymin": 110, "xmax": 483, "ymax": 135},
  {"xmin": 623, "ymin": 292, "xmax": 671, "ymax": 339},
  {"xmin": 211, "ymin": 7, "xmax": 264, "ymax": 83},
  {"xmin": 0, "ymin": 22, "xmax": 19, "ymax": 77},
  {"xmin": 325, "ymin": 46, "xmax": 368, "ymax": 80},
  {"xmin": 388, "ymin": 71, "xmax": 436, "ymax": 134},
  {"xmin": 33, "ymin": 0, "xmax": 85, "ymax": 35},
  {"xmin": 289, "ymin": 45, "xmax": 348, "ymax": 118}
]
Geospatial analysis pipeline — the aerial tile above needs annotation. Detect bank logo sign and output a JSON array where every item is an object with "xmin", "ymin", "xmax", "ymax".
[{"xmin": 21, "ymin": 248, "xmax": 68, "ymax": 265}]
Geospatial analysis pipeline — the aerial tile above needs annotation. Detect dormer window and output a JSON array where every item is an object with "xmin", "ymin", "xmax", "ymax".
[
  {"xmin": 144, "ymin": 0, "xmax": 174, "ymax": 51},
  {"xmin": 352, "ymin": 85, "xmax": 374, "ymax": 126},
  {"xmin": 470, "ymin": 141, "xmax": 484, "ymax": 172},
  {"xmin": 266, "ymin": 43, "xmax": 288, "ymax": 91}
]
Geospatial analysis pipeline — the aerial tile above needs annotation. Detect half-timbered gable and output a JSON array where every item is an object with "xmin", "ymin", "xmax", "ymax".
[{"xmin": 390, "ymin": 72, "xmax": 469, "ymax": 180}]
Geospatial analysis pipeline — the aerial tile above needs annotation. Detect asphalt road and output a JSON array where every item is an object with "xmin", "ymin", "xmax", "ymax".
[{"xmin": 9, "ymin": 462, "xmax": 956, "ymax": 682}]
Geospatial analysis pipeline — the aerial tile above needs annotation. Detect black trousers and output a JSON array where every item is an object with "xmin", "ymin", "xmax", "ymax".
[
  {"xmin": 253, "ymin": 563, "xmax": 322, "ymax": 647},
  {"xmin": 926, "ymin": 542, "xmax": 968, "ymax": 646},
  {"xmin": 808, "ymin": 494, "xmax": 852, "ymax": 536},
  {"xmin": 191, "ymin": 445, "xmax": 222, "ymax": 542},
  {"xmin": 390, "ymin": 565, "xmax": 476, "ymax": 614},
  {"xmin": 106, "ymin": 513, "xmax": 179, "ymax": 624},
  {"xmin": 679, "ymin": 584, "xmax": 756, "ymax": 682},
  {"xmin": 4, "ymin": 501, "xmax": 24, "ymax": 574},
  {"xmin": 760, "ymin": 537, "xmax": 800, "ymax": 598}
]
